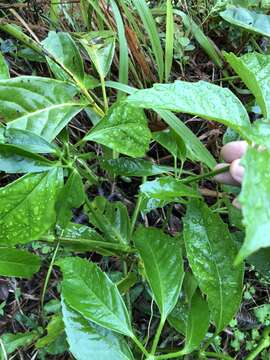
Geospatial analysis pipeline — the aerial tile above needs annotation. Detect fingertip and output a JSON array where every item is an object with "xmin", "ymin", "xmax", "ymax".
[
  {"xmin": 230, "ymin": 159, "xmax": 245, "ymax": 184},
  {"xmin": 221, "ymin": 141, "xmax": 248, "ymax": 163},
  {"xmin": 214, "ymin": 163, "xmax": 240, "ymax": 186}
]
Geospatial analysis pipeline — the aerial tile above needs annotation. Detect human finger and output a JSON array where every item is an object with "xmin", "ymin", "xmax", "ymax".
[
  {"xmin": 214, "ymin": 163, "xmax": 240, "ymax": 186},
  {"xmin": 221, "ymin": 141, "xmax": 248, "ymax": 163},
  {"xmin": 230, "ymin": 159, "xmax": 245, "ymax": 184}
]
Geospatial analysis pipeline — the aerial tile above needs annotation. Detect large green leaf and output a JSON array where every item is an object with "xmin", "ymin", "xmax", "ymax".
[
  {"xmin": 43, "ymin": 31, "xmax": 85, "ymax": 82},
  {"xmin": 79, "ymin": 31, "xmax": 115, "ymax": 79},
  {"xmin": 183, "ymin": 200, "xmax": 244, "ymax": 332},
  {"xmin": 3, "ymin": 128, "xmax": 58, "ymax": 154},
  {"xmin": 220, "ymin": 8, "xmax": 270, "ymax": 37},
  {"xmin": 56, "ymin": 170, "xmax": 85, "ymax": 229},
  {"xmin": 0, "ymin": 143, "xmax": 55, "ymax": 173},
  {"xmin": 0, "ymin": 52, "xmax": 9, "ymax": 79},
  {"xmin": 0, "ymin": 168, "xmax": 63, "ymax": 246},
  {"xmin": 102, "ymin": 157, "xmax": 175, "ymax": 177},
  {"xmin": 57, "ymin": 257, "xmax": 133, "ymax": 337},
  {"xmin": 134, "ymin": 227, "xmax": 184, "ymax": 320},
  {"xmin": 62, "ymin": 300, "xmax": 134, "ymax": 360},
  {"xmin": 83, "ymin": 101, "xmax": 151, "ymax": 157},
  {"xmin": 235, "ymin": 147, "xmax": 270, "ymax": 263},
  {"xmin": 140, "ymin": 177, "xmax": 200, "ymax": 200},
  {"xmin": 225, "ymin": 52, "xmax": 270, "ymax": 119},
  {"xmin": 0, "ymin": 248, "xmax": 40, "ymax": 278},
  {"xmin": 127, "ymin": 81, "xmax": 250, "ymax": 137},
  {"xmin": 0, "ymin": 76, "xmax": 85, "ymax": 142}
]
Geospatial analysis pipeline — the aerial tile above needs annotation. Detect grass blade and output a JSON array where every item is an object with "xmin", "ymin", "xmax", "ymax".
[{"xmin": 165, "ymin": 0, "xmax": 174, "ymax": 82}]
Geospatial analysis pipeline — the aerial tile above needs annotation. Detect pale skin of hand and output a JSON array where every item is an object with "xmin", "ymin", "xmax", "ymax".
[{"xmin": 214, "ymin": 141, "xmax": 247, "ymax": 208}]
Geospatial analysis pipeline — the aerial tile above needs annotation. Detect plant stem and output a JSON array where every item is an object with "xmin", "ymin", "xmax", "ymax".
[
  {"xmin": 130, "ymin": 176, "xmax": 147, "ymax": 236},
  {"xmin": 182, "ymin": 165, "xmax": 230, "ymax": 185},
  {"xmin": 155, "ymin": 349, "xmax": 185, "ymax": 359},
  {"xmin": 151, "ymin": 317, "xmax": 166, "ymax": 355},
  {"xmin": 132, "ymin": 336, "xmax": 150, "ymax": 358},
  {"xmin": 41, "ymin": 241, "xmax": 60, "ymax": 311},
  {"xmin": 246, "ymin": 327, "xmax": 270, "ymax": 360},
  {"xmin": 101, "ymin": 76, "xmax": 109, "ymax": 112},
  {"xmin": 202, "ymin": 352, "xmax": 234, "ymax": 360}
]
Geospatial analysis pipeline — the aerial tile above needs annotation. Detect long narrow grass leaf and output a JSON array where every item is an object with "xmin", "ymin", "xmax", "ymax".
[{"xmin": 165, "ymin": 0, "xmax": 174, "ymax": 82}]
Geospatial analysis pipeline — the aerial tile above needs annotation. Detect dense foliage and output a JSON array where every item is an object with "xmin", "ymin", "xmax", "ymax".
[{"xmin": 0, "ymin": 1, "xmax": 270, "ymax": 359}]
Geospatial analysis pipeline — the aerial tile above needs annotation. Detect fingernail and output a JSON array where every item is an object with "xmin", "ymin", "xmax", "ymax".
[
  {"xmin": 230, "ymin": 159, "xmax": 245, "ymax": 184},
  {"xmin": 232, "ymin": 198, "xmax": 242, "ymax": 209}
]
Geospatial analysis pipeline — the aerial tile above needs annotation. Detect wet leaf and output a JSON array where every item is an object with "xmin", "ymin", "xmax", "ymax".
[
  {"xmin": 0, "ymin": 52, "xmax": 9, "ymax": 79},
  {"xmin": 62, "ymin": 300, "xmax": 134, "ymax": 360},
  {"xmin": 134, "ymin": 227, "xmax": 184, "ymax": 319},
  {"xmin": 0, "ymin": 144, "xmax": 55, "ymax": 173},
  {"xmin": 225, "ymin": 52, "xmax": 270, "ymax": 119},
  {"xmin": 139, "ymin": 195, "xmax": 174, "ymax": 215},
  {"xmin": 43, "ymin": 31, "xmax": 85, "ymax": 82},
  {"xmin": 183, "ymin": 200, "xmax": 244, "ymax": 332},
  {"xmin": 57, "ymin": 257, "xmax": 133, "ymax": 337},
  {"xmin": 36, "ymin": 315, "xmax": 65, "ymax": 349},
  {"xmin": 83, "ymin": 101, "xmax": 151, "ymax": 157},
  {"xmin": 102, "ymin": 157, "xmax": 174, "ymax": 177},
  {"xmin": 153, "ymin": 128, "xmax": 186, "ymax": 161},
  {"xmin": 79, "ymin": 31, "xmax": 115, "ymax": 79},
  {"xmin": 0, "ymin": 248, "xmax": 40, "ymax": 278},
  {"xmin": 236, "ymin": 147, "xmax": 270, "ymax": 263},
  {"xmin": 56, "ymin": 170, "xmax": 85, "ymax": 229},
  {"xmin": 168, "ymin": 299, "xmax": 189, "ymax": 335},
  {"xmin": 140, "ymin": 177, "xmax": 200, "ymax": 200},
  {"xmin": 128, "ymin": 81, "xmax": 250, "ymax": 137},
  {"xmin": 0, "ymin": 76, "xmax": 85, "ymax": 142},
  {"xmin": 220, "ymin": 8, "xmax": 270, "ymax": 37},
  {"xmin": 3, "ymin": 128, "xmax": 57, "ymax": 154},
  {"xmin": 0, "ymin": 168, "xmax": 63, "ymax": 246}
]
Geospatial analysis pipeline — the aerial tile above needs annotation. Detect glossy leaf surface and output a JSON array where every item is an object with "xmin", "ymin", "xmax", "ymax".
[
  {"xmin": 62, "ymin": 300, "xmax": 134, "ymax": 360},
  {"xmin": 183, "ymin": 200, "xmax": 244, "ymax": 332},
  {"xmin": 84, "ymin": 101, "xmax": 151, "ymax": 157},
  {"xmin": 79, "ymin": 31, "xmax": 115, "ymax": 79},
  {"xmin": 0, "ymin": 52, "xmax": 9, "ymax": 79},
  {"xmin": 140, "ymin": 177, "xmax": 200, "ymax": 200},
  {"xmin": 0, "ymin": 144, "xmax": 55, "ymax": 173},
  {"xmin": 43, "ymin": 31, "xmax": 85, "ymax": 82},
  {"xmin": 236, "ymin": 147, "xmax": 270, "ymax": 263},
  {"xmin": 0, "ymin": 76, "xmax": 84, "ymax": 142},
  {"xmin": 102, "ymin": 157, "xmax": 174, "ymax": 177},
  {"xmin": 0, "ymin": 168, "xmax": 63, "ymax": 246},
  {"xmin": 220, "ymin": 8, "xmax": 270, "ymax": 37},
  {"xmin": 128, "ymin": 81, "xmax": 250, "ymax": 136},
  {"xmin": 153, "ymin": 128, "xmax": 186, "ymax": 161},
  {"xmin": 225, "ymin": 52, "xmax": 270, "ymax": 119},
  {"xmin": 57, "ymin": 257, "xmax": 133, "ymax": 336},
  {"xmin": 0, "ymin": 248, "xmax": 40, "ymax": 278},
  {"xmin": 168, "ymin": 299, "xmax": 188, "ymax": 335},
  {"xmin": 134, "ymin": 227, "xmax": 184, "ymax": 319}
]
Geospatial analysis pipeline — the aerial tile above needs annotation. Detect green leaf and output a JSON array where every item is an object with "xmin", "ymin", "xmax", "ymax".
[
  {"xmin": 44, "ymin": 222, "xmax": 128, "ymax": 255},
  {"xmin": 36, "ymin": 315, "xmax": 65, "ymax": 348},
  {"xmin": 157, "ymin": 110, "xmax": 216, "ymax": 168},
  {"xmin": 62, "ymin": 300, "xmax": 134, "ymax": 360},
  {"xmin": 0, "ymin": 143, "xmax": 55, "ymax": 173},
  {"xmin": 0, "ymin": 331, "xmax": 39, "ymax": 355},
  {"xmin": 43, "ymin": 31, "xmax": 85, "ymax": 82},
  {"xmin": 127, "ymin": 81, "xmax": 250, "ymax": 137},
  {"xmin": 183, "ymin": 200, "xmax": 244, "ymax": 332},
  {"xmin": 57, "ymin": 257, "xmax": 133, "ymax": 337},
  {"xmin": 140, "ymin": 177, "xmax": 200, "ymax": 200},
  {"xmin": 56, "ymin": 170, "xmax": 85, "ymax": 229},
  {"xmin": 165, "ymin": 0, "xmax": 174, "ymax": 82},
  {"xmin": 85, "ymin": 196, "xmax": 130, "ymax": 246},
  {"xmin": 0, "ymin": 168, "xmax": 63, "ymax": 246},
  {"xmin": 153, "ymin": 128, "xmax": 186, "ymax": 161},
  {"xmin": 3, "ymin": 128, "xmax": 57, "ymax": 154},
  {"xmin": 102, "ymin": 157, "xmax": 175, "ymax": 177},
  {"xmin": 181, "ymin": 291, "xmax": 209, "ymax": 354},
  {"xmin": 134, "ymin": 227, "xmax": 184, "ymax": 319},
  {"xmin": 0, "ymin": 52, "xmax": 9, "ymax": 79},
  {"xmin": 0, "ymin": 76, "xmax": 85, "ymax": 142},
  {"xmin": 139, "ymin": 195, "xmax": 174, "ymax": 215},
  {"xmin": 168, "ymin": 299, "xmax": 189, "ymax": 335},
  {"xmin": 235, "ymin": 147, "xmax": 270, "ymax": 263},
  {"xmin": 83, "ymin": 101, "xmax": 151, "ymax": 157},
  {"xmin": 248, "ymin": 119, "xmax": 270, "ymax": 149},
  {"xmin": 79, "ymin": 31, "xmax": 115, "ymax": 79},
  {"xmin": 0, "ymin": 248, "xmax": 40, "ymax": 278},
  {"xmin": 224, "ymin": 52, "xmax": 270, "ymax": 119},
  {"xmin": 220, "ymin": 8, "xmax": 270, "ymax": 37}
]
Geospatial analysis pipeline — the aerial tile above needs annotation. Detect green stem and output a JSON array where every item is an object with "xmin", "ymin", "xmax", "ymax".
[
  {"xmin": 246, "ymin": 327, "xmax": 270, "ymax": 360},
  {"xmin": 151, "ymin": 317, "xmax": 166, "ymax": 355},
  {"xmin": 41, "ymin": 241, "xmax": 60, "ymax": 310},
  {"xmin": 182, "ymin": 165, "xmax": 230, "ymax": 185},
  {"xmin": 132, "ymin": 336, "xmax": 150, "ymax": 358},
  {"xmin": 101, "ymin": 76, "xmax": 109, "ymax": 112},
  {"xmin": 130, "ymin": 176, "xmax": 147, "ymax": 236},
  {"xmin": 122, "ymin": 259, "xmax": 132, "ymax": 321},
  {"xmin": 202, "ymin": 352, "xmax": 234, "ymax": 360},
  {"xmin": 155, "ymin": 349, "xmax": 185, "ymax": 359}
]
